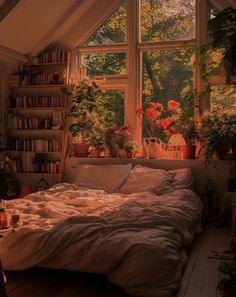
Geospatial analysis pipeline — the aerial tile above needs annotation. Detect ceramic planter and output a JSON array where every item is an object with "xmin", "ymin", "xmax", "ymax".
[
  {"xmin": 73, "ymin": 143, "xmax": 90, "ymax": 157},
  {"xmin": 182, "ymin": 145, "xmax": 196, "ymax": 159}
]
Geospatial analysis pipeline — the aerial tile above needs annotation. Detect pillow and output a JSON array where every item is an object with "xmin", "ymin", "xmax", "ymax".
[
  {"xmin": 119, "ymin": 165, "xmax": 173, "ymax": 195},
  {"xmin": 168, "ymin": 168, "xmax": 194, "ymax": 189},
  {"xmin": 72, "ymin": 163, "xmax": 132, "ymax": 193}
]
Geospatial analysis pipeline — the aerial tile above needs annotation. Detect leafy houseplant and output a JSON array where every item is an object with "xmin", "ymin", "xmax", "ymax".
[
  {"xmin": 177, "ymin": 114, "xmax": 199, "ymax": 159},
  {"xmin": 199, "ymin": 107, "xmax": 236, "ymax": 164},
  {"xmin": 204, "ymin": 7, "xmax": 236, "ymax": 84},
  {"xmin": 62, "ymin": 78, "xmax": 114, "ymax": 156},
  {"xmin": 89, "ymin": 125, "xmax": 105, "ymax": 158},
  {"xmin": 124, "ymin": 141, "xmax": 137, "ymax": 158},
  {"xmin": 104, "ymin": 125, "xmax": 130, "ymax": 158}
]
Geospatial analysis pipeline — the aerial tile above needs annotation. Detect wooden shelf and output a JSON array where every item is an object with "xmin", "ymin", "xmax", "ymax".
[
  {"xmin": 5, "ymin": 129, "xmax": 63, "ymax": 132},
  {"xmin": 26, "ymin": 62, "xmax": 68, "ymax": 66},
  {"xmin": 16, "ymin": 84, "xmax": 65, "ymax": 89},
  {"xmin": 6, "ymin": 150, "xmax": 61, "ymax": 153},
  {"xmin": 16, "ymin": 172, "xmax": 60, "ymax": 175},
  {"xmin": 8, "ymin": 108, "xmax": 64, "ymax": 111}
]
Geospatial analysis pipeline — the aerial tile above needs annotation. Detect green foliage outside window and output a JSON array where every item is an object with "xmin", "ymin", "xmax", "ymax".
[
  {"xmin": 81, "ymin": 0, "xmax": 196, "ymax": 142},
  {"xmin": 84, "ymin": 2, "xmax": 126, "ymax": 46},
  {"xmin": 140, "ymin": 0, "xmax": 195, "ymax": 42}
]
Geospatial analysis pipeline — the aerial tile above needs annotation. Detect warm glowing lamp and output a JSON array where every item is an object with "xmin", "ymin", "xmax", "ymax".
[{"xmin": 168, "ymin": 134, "xmax": 186, "ymax": 146}]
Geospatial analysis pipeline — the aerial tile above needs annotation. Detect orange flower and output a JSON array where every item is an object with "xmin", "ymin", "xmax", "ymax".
[
  {"xmin": 168, "ymin": 100, "xmax": 180, "ymax": 110},
  {"xmin": 155, "ymin": 120, "xmax": 162, "ymax": 128},
  {"xmin": 149, "ymin": 102, "xmax": 156, "ymax": 108},
  {"xmin": 145, "ymin": 109, "xmax": 160, "ymax": 121},
  {"xmin": 136, "ymin": 107, "xmax": 143, "ymax": 115},
  {"xmin": 161, "ymin": 118, "xmax": 172, "ymax": 129}
]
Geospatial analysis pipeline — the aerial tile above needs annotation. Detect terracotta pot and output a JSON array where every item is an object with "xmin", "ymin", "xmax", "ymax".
[
  {"xmin": 90, "ymin": 148, "xmax": 102, "ymax": 158},
  {"xmin": 126, "ymin": 151, "xmax": 134, "ymax": 158},
  {"xmin": 73, "ymin": 143, "xmax": 90, "ymax": 157},
  {"xmin": 182, "ymin": 145, "xmax": 196, "ymax": 159},
  {"xmin": 215, "ymin": 144, "xmax": 230, "ymax": 160}
]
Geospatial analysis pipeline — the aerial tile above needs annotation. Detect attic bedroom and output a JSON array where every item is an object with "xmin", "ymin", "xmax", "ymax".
[{"xmin": 0, "ymin": 0, "xmax": 236, "ymax": 297}]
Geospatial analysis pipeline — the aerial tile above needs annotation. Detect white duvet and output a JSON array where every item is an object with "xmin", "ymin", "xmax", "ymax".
[{"xmin": 0, "ymin": 183, "xmax": 202, "ymax": 297}]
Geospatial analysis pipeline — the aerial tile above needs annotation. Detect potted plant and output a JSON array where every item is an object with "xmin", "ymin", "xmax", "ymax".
[
  {"xmin": 104, "ymin": 125, "xmax": 130, "ymax": 158},
  {"xmin": 124, "ymin": 141, "xmax": 137, "ymax": 158},
  {"xmin": 62, "ymin": 78, "xmax": 114, "ymax": 157},
  {"xmin": 218, "ymin": 261, "xmax": 236, "ymax": 297},
  {"xmin": 177, "ymin": 115, "xmax": 199, "ymax": 159},
  {"xmin": 89, "ymin": 126, "xmax": 105, "ymax": 158},
  {"xmin": 199, "ymin": 107, "xmax": 236, "ymax": 164},
  {"xmin": 203, "ymin": 7, "xmax": 236, "ymax": 84}
]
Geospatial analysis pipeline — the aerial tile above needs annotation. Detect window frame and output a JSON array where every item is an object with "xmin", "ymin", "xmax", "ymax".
[{"xmin": 76, "ymin": 0, "xmax": 209, "ymax": 150}]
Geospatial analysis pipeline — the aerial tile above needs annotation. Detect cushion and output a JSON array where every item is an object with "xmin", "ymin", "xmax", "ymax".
[
  {"xmin": 72, "ymin": 163, "xmax": 132, "ymax": 193},
  {"xmin": 168, "ymin": 168, "xmax": 194, "ymax": 189},
  {"xmin": 119, "ymin": 165, "xmax": 173, "ymax": 194}
]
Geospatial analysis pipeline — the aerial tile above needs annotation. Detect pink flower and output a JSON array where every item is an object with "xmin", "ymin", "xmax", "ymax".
[
  {"xmin": 164, "ymin": 129, "xmax": 171, "ymax": 136},
  {"xmin": 168, "ymin": 100, "xmax": 180, "ymax": 110}
]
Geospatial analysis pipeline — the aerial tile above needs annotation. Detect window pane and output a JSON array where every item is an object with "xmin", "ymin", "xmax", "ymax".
[
  {"xmin": 82, "ymin": 53, "xmax": 126, "ymax": 76},
  {"xmin": 142, "ymin": 49, "xmax": 195, "ymax": 140},
  {"xmin": 140, "ymin": 0, "xmax": 195, "ymax": 42},
  {"xmin": 84, "ymin": 2, "xmax": 126, "ymax": 46},
  {"xmin": 211, "ymin": 85, "xmax": 236, "ymax": 113},
  {"xmin": 101, "ymin": 89, "xmax": 124, "ymax": 126}
]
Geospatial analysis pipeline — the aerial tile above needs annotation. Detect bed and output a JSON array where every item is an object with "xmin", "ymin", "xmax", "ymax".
[{"xmin": 0, "ymin": 164, "xmax": 202, "ymax": 297}]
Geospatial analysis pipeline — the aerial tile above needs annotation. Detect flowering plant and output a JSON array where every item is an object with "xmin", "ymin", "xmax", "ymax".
[
  {"xmin": 136, "ymin": 100, "xmax": 181, "ymax": 140},
  {"xmin": 104, "ymin": 125, "xmax": 131, "ymax": 157}
]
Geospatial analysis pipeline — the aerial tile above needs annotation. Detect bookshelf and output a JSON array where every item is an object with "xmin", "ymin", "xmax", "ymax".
[{"xmin": 5, "ymin": 51, "xmax": 70, "ymax": 192}]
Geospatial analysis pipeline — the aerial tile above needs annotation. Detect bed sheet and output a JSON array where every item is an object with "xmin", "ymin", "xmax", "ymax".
[{"xmin": 0, "ymin": 183, "xmax": 202, "ymax": 297}]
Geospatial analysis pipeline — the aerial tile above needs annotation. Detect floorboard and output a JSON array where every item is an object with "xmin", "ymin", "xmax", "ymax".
[{"xmin": 4, "ymin": 223, "xmax": 232, "ymax": 297}]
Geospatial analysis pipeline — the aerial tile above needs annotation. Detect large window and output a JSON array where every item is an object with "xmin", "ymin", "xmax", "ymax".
[{"xmin": 77, "ymin": 0, "xmax": 202, "ymax": 147}]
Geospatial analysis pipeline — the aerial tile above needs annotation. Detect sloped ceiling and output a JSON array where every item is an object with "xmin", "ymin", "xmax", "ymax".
[{"xmin": 0, "ymin": 0, "xmax": 123, "ymax": 61}]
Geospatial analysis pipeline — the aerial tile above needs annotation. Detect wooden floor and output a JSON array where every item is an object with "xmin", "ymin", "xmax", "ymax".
[{"xmin": 4, "ymin": 222, "xmax": 232, "ymax": 297}]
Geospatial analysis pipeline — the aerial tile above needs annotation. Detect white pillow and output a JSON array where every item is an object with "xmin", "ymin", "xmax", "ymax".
[
  {"xmin": 119, "ymin": 165, "xmax": 173, "ymax": 194},
  {"xmin": 72, "ymin": 163, "xmax": 132, "ymax": 193},
  {"xmin": 168, "ymin": 168, "xmax": 194, "ymax": 189}
]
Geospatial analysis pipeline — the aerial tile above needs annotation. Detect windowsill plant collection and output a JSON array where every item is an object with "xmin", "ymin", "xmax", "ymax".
[{"xmin": 63, "ymin": 77, "xmax": 136, "ymax": 158}]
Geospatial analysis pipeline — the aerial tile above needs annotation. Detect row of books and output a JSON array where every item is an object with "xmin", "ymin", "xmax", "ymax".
[
  {"xmin": 9, "ymin": 96, "xmax": 65, "ymax": 108},
  {"xmin": 20, "ymin": 72, "xmax": 65, "ymax": 86},
  {"xmin": 37, "ymin": 51, "xmax": 69, "ymax": 64},
  {"xmin": 7, "ymin": 138, "xmax": 62, "ymax": 152},
  {"xmin": 7, "ymin": 114, "xmax": 53, "ymax": 129},
  {"xmin": 12, "ymin": 156, "xmax": 60, "ymax": 174}
]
